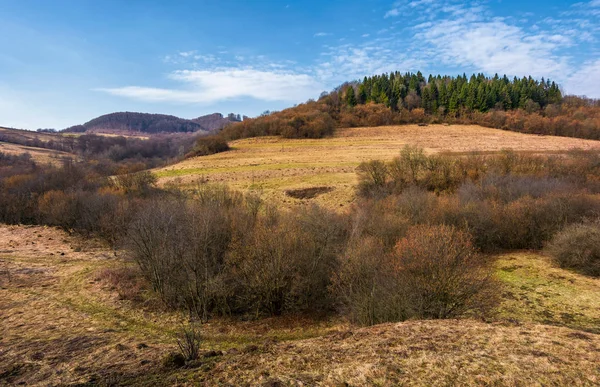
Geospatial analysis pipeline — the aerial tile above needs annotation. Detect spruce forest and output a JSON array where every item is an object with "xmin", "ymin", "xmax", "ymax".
[{"xmin": 349, "ymin": 72, "xmax": 562, "ymax": 114}]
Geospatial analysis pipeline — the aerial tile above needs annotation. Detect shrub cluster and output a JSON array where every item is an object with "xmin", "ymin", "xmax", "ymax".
[
  {"xmin": 332, "ymin": 225, "xmax": 496, "ymax": 325},
  {"xmin": 220, "ymin": 101, "xmax": 336, "ymax": 140},
  {"xmin": 3, "ymin": 145, "xmax": 600, "ymax": 325},
  {"xmin": 546, "ymin": 222, "xmax": 600, "ymax": 277},
  {"xmin": 185, "ymin": 135, "xmax": 230, "ymax": 158}
]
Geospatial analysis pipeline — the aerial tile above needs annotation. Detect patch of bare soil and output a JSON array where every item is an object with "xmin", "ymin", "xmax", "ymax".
[{"xmin": 285, "ymin": 186, "xmax": 334, "ymax": 199}]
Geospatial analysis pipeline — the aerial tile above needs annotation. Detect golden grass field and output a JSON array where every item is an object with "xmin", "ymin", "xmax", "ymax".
[
  {"xmin": 157, "ymin": 125, "xmax": 600, "ymax": 208},
  {"xmin": 0, "ymin": 141, "xmax": 75, "ymax": 165},
  {"xmin": 0, "ymin": 127, "xmax": 77, "ymax": 165},
  {"xmin": 1, "ymin": 225, "xmax": 599, "ymax": 385}
]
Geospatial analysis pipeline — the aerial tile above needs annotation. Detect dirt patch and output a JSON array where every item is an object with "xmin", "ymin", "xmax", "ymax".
[{"xmin": 285, "ymin": 186, "xmax": 334, "ymax": 199}]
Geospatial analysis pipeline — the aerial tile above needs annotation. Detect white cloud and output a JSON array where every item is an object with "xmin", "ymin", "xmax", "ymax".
[
  {"xmin": 414, "ymin": 6, "xmax": 571, "ymax": 79},
  {"xmin": 98, "ymin": 68, "xmax": 324, "ymax": 104},
  {"xmin": 384, "ymin": 9, "xmax": 400, "ymax": 18},
  {"xmin": 314, "ymin": 32, "xmax": 331, "ymax": 37},
  {"xmin": 564, "ymin": 59, "xmax": 600, "ymax": 97},
  {"xmin": 178, "ymin": 51, "xmax": 196, "ymax": 57}
]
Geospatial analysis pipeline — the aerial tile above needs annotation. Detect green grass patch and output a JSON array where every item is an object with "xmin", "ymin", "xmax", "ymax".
[{"xmin": 495, "ymin": 252, "xmax": 600, "ymax": 333}]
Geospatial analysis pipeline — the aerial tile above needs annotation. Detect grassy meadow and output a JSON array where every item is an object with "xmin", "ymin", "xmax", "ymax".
[{"xmin": 156, "ymin": 124, "xmax": 600, "ymax": 208}]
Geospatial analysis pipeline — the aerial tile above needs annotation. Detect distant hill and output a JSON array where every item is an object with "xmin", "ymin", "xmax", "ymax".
[
  {"xmin": 63, "ymin": 112, "xmax": 241, "ymax": 135},
  {"xmin": 192, "ymin": 113, "xmax": 241, "ymax": 131}
]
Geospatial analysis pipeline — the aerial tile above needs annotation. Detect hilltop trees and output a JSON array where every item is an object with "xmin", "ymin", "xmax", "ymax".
[{"xmin": 349, "ymin": 72, "xmax": 562, "ymax": 113}]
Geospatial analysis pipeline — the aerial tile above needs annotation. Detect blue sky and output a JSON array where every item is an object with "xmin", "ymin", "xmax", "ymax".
[{"xmin": 1, "ymin": 0, "xmax": 599, "ymax": 130}]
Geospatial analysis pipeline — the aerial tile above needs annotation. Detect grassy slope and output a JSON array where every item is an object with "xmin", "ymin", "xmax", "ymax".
[
  {"xmin": 156, "ymin": 125, "xmax": 600, "ymax": 209},
  {"xmin": 1, "ymin": 225, "xmax": 599, "ymax": 385},
  {"xmin": 0, "ymin": 127, "xmax": 77, "ymax": 165}
]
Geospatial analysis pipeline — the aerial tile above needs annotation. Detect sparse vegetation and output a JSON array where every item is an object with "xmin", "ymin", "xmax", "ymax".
[{"xmin": 177, "ymin": 323, "xmax": 202, "ymax": 361}]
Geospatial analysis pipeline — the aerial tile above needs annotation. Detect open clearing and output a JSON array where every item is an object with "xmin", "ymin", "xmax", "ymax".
[
  {"xmin": 0, "ymin": 141, "xmax": 75, "ymax": 165},
  {"xmin": 156, "ymin": 125, "xmax": 600, "ymax": 208},
  {"xmin": 1, "ymin": 225, "xmax": 599, "ymax": 385}
]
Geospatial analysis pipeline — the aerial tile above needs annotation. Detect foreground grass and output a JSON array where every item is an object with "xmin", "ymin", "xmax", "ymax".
[
  {"xmin": 496, "ymin": 252, "xmax": 600, "ymax": 333},
  {"xmin": 1, "ymin": 225, "xmax": 599, "ymax": 385}
]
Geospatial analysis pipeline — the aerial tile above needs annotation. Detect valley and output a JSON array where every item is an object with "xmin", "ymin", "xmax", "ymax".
[{"xmin": 1, "ymin": 225, "xmax": 598, "ymax": 385}]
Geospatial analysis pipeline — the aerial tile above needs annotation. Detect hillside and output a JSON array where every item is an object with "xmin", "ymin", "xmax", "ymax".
[
  {"xmin": 0, "ymin": 141, "xmax": 76, "ymax": 165},
  {"xmin": 157, "ymin": 124, "xmax": 600, "ymax": 208},
  {"xmin": 192, "ymin": 112, "xmax": 241, "ymax": 131},
  {"xmin": 63, "ymin": 112, "xmax": 240, "ymax": 135},
  {"xmin": 1, "ymin": 225, "xmax": 598, "ymax": 385}
]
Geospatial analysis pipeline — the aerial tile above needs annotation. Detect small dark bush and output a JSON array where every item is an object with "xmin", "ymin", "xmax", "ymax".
[
  {"xmin": 177, "ymin": 323, "xmax": 202, "ymax": 361},
  {"xmin": 186, "ymin": 135, "xmax": 230, "ymax": 157},
  {"xmin": 162, "ymin": 352, "xmax": 186, "ymax": 369},
  {"xmin": 546, "ymin": 222, "xmax": 600, "ymax": 276}
]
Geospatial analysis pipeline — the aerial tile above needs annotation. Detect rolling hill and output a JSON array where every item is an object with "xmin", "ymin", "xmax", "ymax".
[
  {"xmin": 157, "ymin": 124, "xmax": 600, "ymax": 208},
  {"xmin": 63, "ymin": 112, "xmax": 241, "ymax": 135}
]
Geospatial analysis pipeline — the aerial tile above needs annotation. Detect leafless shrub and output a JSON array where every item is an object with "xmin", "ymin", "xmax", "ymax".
[
  {"xmin": 333, "ymin": 225, "xmax": 498, "ymax": 325},
  {"xmin": 332, "ymin": 237, "xmax": 404, "ymax": 325},
  {"xmin": 547, "ymin": 222, "xmax": 600, "ymax": 276},
  {"xmin": 177, "ymin": 322, "xmax": 202, "ymax": 361},
  {"xmin": 95, "ymin": 266, "xmax": 146, "ymax": 302},
  {"xmin": 393, "ymin": 225, "xmax": 498, "ymax": 319}
]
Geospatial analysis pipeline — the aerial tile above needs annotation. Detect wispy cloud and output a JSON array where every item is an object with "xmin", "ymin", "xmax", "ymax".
[
  {"xmin": 415, "ymin": 8, "xmax": 571, "ymax": 78},
  {"xmin": 98, "ymin": 68, "xmax": 323, "ymax": 104},
  {"xmin": 384, "ymin": 9, "xmax": 400, "ymax": 18},
  {"xmin": 100, "ymin": 0, "xmax": 600, "ymax": 103},
  {"xmin": 565, "ymin": 59, "xmax": 600, "ymax": 96}
]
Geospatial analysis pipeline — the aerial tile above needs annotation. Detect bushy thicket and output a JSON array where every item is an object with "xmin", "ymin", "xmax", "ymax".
[
  {"xmin": 3, "ymin": 147, "xmax": 600, "ymax": 324},
  {"xmin": 332, "ymin": 225, "xmax": 496, "ymax": 325},
  {"xmin": 127, "ymin": 190, "xmax": 346, "ymax": 319},
  {"xmin": 220, "ymin": 101, "xmax": 336, "ymax": 140},
  {"xmin": 185, "ymin": 135, "xmax": 230, "ymax": 158},
  {"xmin": 357, "ymin": 147, "xmax": 600, "ymax": 251},
  {"xmin": 0, "ymin": 130, "xmax": 200, "ymax": 169},
  {"xmin": 547, "ymin": 222, "xmax": 600, "ymax": 277}
]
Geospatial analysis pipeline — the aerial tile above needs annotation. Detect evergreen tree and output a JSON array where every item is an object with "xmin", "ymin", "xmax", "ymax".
[
  {"xmin": 345, "ymin": 86, "xmax": 357, "ymax": 107},
  {"xmin": 357, "ymin": 84, "xmax": 367, "ymax": 104}
]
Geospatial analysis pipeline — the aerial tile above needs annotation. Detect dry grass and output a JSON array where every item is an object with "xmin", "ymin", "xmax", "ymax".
[
  {"xmin": 201, "ymin": 320, "xmax": 599, "ymax": 386},
  {"xmin": 0, "ymin": 141, "xmax": 75, "ymax": 165},
  {"xmin": 156, "ymin": 125, "xmax": 600, "ymax": 208},
  {"xmin": 1, "ymin": 225, "xmax": 599, "ymax": 385}
]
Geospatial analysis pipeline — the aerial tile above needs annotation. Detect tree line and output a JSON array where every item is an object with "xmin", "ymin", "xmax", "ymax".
[
  {"xmin": 219, "ymin": 72, "xmax": 600, "ymax": 142},
  {"xmin": 348, "ymin": 72, "xmax": 562, "ymax": 114}
]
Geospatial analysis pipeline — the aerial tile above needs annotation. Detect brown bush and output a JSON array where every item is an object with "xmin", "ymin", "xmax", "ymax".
[
  {"xmin": 95, "ymin": 266, "xmax": 147, "ymax": 302},
  {"xmin": 393, "ymin": 225, "xmax": 497, "ymax": 319},
  {"xmin": 186, "ymin": 135, "xmax": 230, "ymax": 157},
  {"xmin": 546, "ymin": 222, "xmax": 600, "ymax": 276},
  {"xmin": 333, "ymin": 225, "xmax": 498, "ymax": 325}
]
